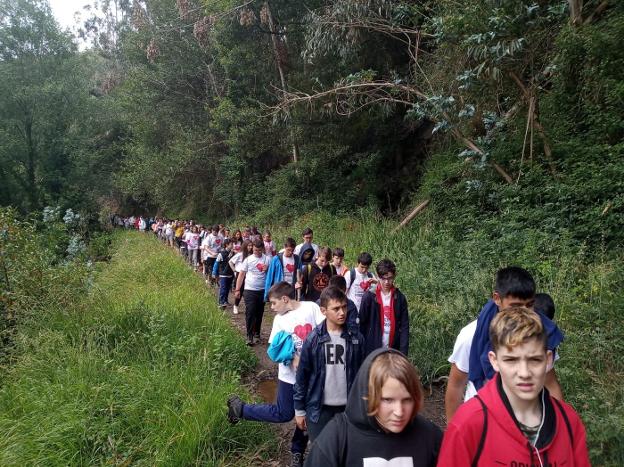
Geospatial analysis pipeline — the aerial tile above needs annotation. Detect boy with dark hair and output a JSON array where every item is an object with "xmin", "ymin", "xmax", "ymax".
[
  {"xmin": 331, "ymin": 247, "xmax": 348, "ymax": 276},
  {"xmin": 212, "ymin": 238, "xmax": 235, "ymax": 309},
  {"xmin": 345, "ymin": 252, "xmax": 377, "ymax": 312},
  {"xmin": 294, "ymin": 227, "xmax": 319, "ymax": 265},
  {"xmin": 438, "ymin": 307, "xmax": 590, "ymax": 466},
  {"xmin": 234, "ymin": 239, "xmax": 270, "ymax": 345},
  {"xmin": 227, "ymin": 282, "xmax": 324, "ymax": 467},
  {"xmin": 534, "ymin": 292, "xmax": 556, "ymax": 321},
  {"xmin": 445, "ymin": 266, "xmax": 564, "ymax": 422},
  {"xmin": 359, "ymin": 259, "xmax": 409, "ymax": 356},
  {"xmin": 323, "ymin": 275, "xmax": 359, "ymax": 334},
  {"xmin": 294, "ymin": 287, "xmax": 365, "ymax": 442},
  {"xmin": 300, "ymin": 247, "xmax": 336, "ymax": 302},
  {"xmin": 264, "ymin": 237, "xmax": 301, "ymax": 301}
]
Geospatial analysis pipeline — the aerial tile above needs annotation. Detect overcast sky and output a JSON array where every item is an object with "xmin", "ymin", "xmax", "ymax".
[{"xmin": 49, "ymin": 0, "xmax": 91, "ymax": 30}]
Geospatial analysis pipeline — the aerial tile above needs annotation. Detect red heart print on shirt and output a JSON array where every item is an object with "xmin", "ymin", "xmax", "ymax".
[
  {"xmin": 215, "ymin": 239, "xmax": 221, "ymax": 245},
  {"xmin": 256, "ymin": 262, "xmax": 265, "ymax": 272},
  {"xmin": 360, "ymin": 280, "xmax": 371, "ymax": 291},
  {"xmin": 294, "ymin": 323, "xmax": 312, "ymax": 341},
  {"xmin": 286, "ymin": 263, "xmax": 295, "ymax": 273}
]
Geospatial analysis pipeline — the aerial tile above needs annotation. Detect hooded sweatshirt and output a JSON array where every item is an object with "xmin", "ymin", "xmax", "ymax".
[
  {"xmin": 304, "ymin": 348, "xmax": 442, "ymax": 467},
  {"xmin": 438, "ymin": 374, "xmax": 590, "ymax": 467}
]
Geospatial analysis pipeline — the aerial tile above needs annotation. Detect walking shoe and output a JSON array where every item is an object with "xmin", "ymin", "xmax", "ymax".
[
  {"xmin": 254, "ymin": 334, "xmax": 262, "ymax": 344},
  {"xmin": 233, "ymin": 305, "xmax": 239, "ymax": 315},
  {"xmin": 290, "ymin": 451, "xmax": 304, "ymax": 467},
  {"xmin": 226, "ymin": 395, "xmax": 244, "ymax": 424},
  {"xmin": 246, "ymin": 337, "xmax": 254, "ymax": 346}
]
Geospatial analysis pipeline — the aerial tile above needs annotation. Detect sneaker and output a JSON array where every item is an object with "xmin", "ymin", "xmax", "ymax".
[
  {"xmin": 219, "ymin": 303, "xmax": 227, "ymax": 309},
  {"xmin": 254, "ymin": 334, "xmax": 261, "ymax": 344},
  {"xmin": 290, "ymin": 451, "xmax": 304, "ymax": 467},
  {"xmin": 226, "ymin": 395, "xmax": 244, "ymax": 424},
  {"xmin": 246, "ymin": 337, "xmax": 254, "ymax": 346},
  {"xmin": 233, "ymin": 306, "xmax": 239, "ymax": 315}
]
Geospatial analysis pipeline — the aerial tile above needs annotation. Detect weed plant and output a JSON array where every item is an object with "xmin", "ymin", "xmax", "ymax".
[{"xmin": 0, "ymin": 231, "xmax": 273, "ymax": 465}]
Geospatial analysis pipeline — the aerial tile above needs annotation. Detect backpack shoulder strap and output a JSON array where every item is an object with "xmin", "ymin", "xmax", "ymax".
[
  {"xmin": 347, "ymin": 268, "xmax": 356, "ymax": 290},
  {"xmin": 471, "ymin": 395, "xmax": 488, "ymax": 467},
  {"xmin": 552, "ymin": 397, "xmax": 574, "ymax": 446}
]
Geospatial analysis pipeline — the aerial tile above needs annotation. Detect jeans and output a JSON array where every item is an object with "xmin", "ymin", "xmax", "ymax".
[
  {"xmin": 189, "ymin": 249, "xmax": 199, "ymax": 267},
  {"xmin": 307, "ymin": 405, "xmax": 346, "ymax": 441},
  {"xmin": 243, "ymin": 289, "xmax": 265, "ymax": 339},
  {"xmin": 219, "ymin": 276, "xmax": 233, "ymax": 305},
  {"xmin": 242, "ymin": 380, "xmax": 308, "ymax": 454}
]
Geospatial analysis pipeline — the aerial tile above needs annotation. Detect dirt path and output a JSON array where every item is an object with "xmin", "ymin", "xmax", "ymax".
[{"xmin": 204, "ymin": 279, "xmax": 447, "ymax": 466}]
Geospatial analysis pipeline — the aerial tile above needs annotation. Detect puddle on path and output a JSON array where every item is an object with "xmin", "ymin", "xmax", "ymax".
[{"xmin": 257, "ymin": 379, "xmax": 278, "ymax": 402}]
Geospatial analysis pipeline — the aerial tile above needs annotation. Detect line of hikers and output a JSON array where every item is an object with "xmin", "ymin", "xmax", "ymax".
[{"xmin": 133, "ymin": 217, "xmax": 590, "ymax": 467}]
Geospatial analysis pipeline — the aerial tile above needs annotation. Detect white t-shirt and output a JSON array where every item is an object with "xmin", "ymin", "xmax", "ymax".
[
  {"xmin": 240, "ymin": 254, "xmax": 270, "ymax": 291},
  {"xmin": 380, "ymin": 290, "xmax": 392, "ymax": 348},
  {"xmin": 268, "ymin": 301, "xmax": 325, "ymax": 384},
  {"xmin": 201, "ymin": 233, "xmax": 223, "ymax": 260},
  {"xmin": 449, "ymin": 319, "xmax": 559, "ymax": 402},
  {"xmin": 264, "ymin": 240, "xmax": 276, "ymax": 259},
  {"xmin": 282, "ymin": 254, "xmax": 296, "ymax": 284},
  {"xmin": 231, "ymin": 252, "xmax": 245, "ymax": 273},
  {"xmin": 346, "ymin": 269, "xmax": 375, "ymax": 311},
  {"xmin": 184, "ymin": 231, "xmax": 200, "ymax": 249}
]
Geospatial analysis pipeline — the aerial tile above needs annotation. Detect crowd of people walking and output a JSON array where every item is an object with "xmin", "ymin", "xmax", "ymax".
[{"xmin": 116, "ymin": 215, "xmax": 591, "ymax": 467}]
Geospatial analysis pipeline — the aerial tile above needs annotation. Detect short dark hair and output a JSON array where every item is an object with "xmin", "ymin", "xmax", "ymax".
[
  {"xmin": 253, "ymin": 239, "xmax": 264, "ymax": 250},
  {"xmin": 222, "ymin": 238, "xmax": 231, "ymax": 246},
  {"xmin": 302, "ymin": 227, "xmax": 313, "ymax": 236},
  {"xmin": 376, "ymin": 259, "xmax": 396, "ymax": 277},
  {"xmin": 534, "ymin": 293, "xmax": 555, "ymax": 320},
  {"xmin": 212, "ymin": 224, "xmax": 219, "ymax": 232},
  {"xmin": 333, "ymin": 247, "xmax": 345, "ymax": 258},
  {"xmin": 320, "ymin": 286, "xmax": 347, "ymax": 308},
  {"xmin": 268, "ymin": 281, "xmax": 295, "ymax": 300},
  {"xmin": 328, "ymin": 275, "xmax": 347, "ymax": 292},
  {"xmin": 357, "ymin": 252, "xmax": 373, "ymax": 266},
  {"xmin": 318, "ymin": 247, "xmax": 332, "ymax": 260},
  {"xmin": 494, "ymin": 266, "xmax": 535, "ymax": 300},
  {"xmin": 285, "ymin": 237, "xmax": 296, "ymax": 248}
]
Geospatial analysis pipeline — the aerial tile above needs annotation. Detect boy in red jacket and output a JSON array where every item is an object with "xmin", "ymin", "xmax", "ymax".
[{"xmin": 438, "ymin": 306, "xmax": 590, "ymax": 467}]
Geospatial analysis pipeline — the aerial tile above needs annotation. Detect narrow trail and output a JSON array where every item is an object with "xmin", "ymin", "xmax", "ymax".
[{"xmin": 200, "ymin": 272, "xmax": 447, "ymax": 466}]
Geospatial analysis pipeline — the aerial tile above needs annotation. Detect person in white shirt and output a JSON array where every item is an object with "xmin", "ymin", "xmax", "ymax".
[
  {"xmin": 234, "ymin": 239, "xmax": 271, "ymax": 345},
  {"xmin": 227, "ymin": 281, "xmax": 324, "ymax": 466},
  {"xmin": 345, "ymin": 252, "xmax": 377, "ymax": 311},
  {"xmin": 201, "ymin": 224, "xmax": 223, "ymax": 285}
]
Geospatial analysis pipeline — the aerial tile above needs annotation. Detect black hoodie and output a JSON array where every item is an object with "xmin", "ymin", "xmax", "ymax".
[{"xmin": 304, "ymin": 349, "xmax": 442, "ymax": 467}]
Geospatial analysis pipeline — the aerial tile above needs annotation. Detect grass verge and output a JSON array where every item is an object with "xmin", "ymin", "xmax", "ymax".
[{"xmin": 0, "ymin": 231, "xmax": 274, "ymax": 465}]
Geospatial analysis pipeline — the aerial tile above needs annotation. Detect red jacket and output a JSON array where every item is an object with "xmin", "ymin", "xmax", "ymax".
[{"xmin": 438, "ymin": 375, "xmax": 590, "ymax": 467}]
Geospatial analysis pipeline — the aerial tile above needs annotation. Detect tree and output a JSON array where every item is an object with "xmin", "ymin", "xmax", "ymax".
[{"xmin": 0, "ymin": 0, "xmax": 86, "ymax": 211}]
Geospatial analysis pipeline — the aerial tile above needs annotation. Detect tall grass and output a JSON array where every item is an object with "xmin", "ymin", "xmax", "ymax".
[
  {"xmin": 0, "ymin": 231, "xmax": 274, "ymax": 466},
  {"xmin": 258, "ymin": 209, "xmax": 623, "ymax": 466}
]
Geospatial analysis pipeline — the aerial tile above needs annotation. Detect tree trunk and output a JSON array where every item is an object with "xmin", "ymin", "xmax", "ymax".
[
  {"xmin": 24, "ymin": 119, "xmax": 39, "ymax": 210},
  {"xmin": 264, "ymin": 1, "xmax": 299, "ymax": 165},
  {"xmin": 569, "ymin": 0, "xmax": 583, "ymax": 25}
]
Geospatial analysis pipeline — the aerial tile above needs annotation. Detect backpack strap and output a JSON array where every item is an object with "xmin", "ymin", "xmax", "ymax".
[
  {"xmin": 552, "ymin": 397, "xmax": 574, "ymax": 446},
  {"xmin": 347, "ymin": 268, "xmax": 356, "ymax": 291},
  {"xmin": 471, "ymin": 395, "xmax": 488, "ymax": 467}
]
